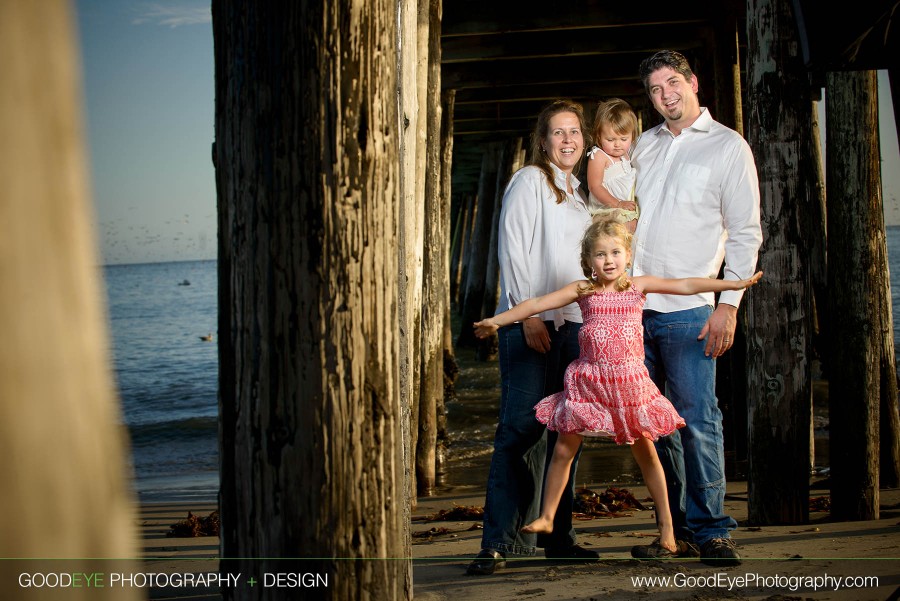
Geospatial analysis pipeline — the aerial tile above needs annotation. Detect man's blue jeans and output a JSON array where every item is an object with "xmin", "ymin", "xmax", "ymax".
[
  {"xmin": 643, "ymin": 306, "xmax": 737, "ymax": 545},
  {"xmin": 480, "ymin": 320, "xmax": 582, "ymax": 555}
]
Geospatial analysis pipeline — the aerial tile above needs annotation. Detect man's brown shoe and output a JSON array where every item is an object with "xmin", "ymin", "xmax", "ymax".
[{"xmin": 700, "ymin": 537, "xmax": 741, "ymax": 566}]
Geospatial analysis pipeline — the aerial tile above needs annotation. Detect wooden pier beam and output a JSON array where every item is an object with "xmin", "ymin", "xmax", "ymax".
[
  {"xmin": 457, "ymin": 143, "xmax": 502, "ymax": 349},
  {"xmin": 476, "ymin": 137, "xmax": 522, "ymax": 360},
  {"xmin": 825, "ymin": 70, "xmax": 882, "ymax": 521},
  {"xmin": 213, "ymin": 2, "xmax": 411, "ymax": 597},
  {"xmin": 0, "ymin": 3, "xmax": 140, "ymax": 593},
  {"xmin": 745, "ymin": 0, "xmax": 813, "ymax": 525},
  {"xmin": 418, "ymin": 0, "xmax": 444, "ymax": 497}
]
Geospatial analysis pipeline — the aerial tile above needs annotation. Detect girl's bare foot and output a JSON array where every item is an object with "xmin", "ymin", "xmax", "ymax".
[
  {"xmin": 521, "ymin": 517, "xmax": 553, "ymax": 534},
  {"xmin": 659, "ymin": 523, "xmax": 677, "ymax": 552}
]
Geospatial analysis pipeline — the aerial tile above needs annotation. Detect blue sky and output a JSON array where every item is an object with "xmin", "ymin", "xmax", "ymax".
[
  {"xmin": 75, "ymin": 2, "xmax": 899, "ymax": 265},
  {"xmin": 76, "ymin": 1, "xmax": 215, "ymax": 265}
]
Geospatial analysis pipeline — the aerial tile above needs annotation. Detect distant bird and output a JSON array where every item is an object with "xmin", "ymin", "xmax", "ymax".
[
  {"xmin": 200, "ymin": 333, "xmax": 214, "ymax": 342},
  {"xmin": 178, "ymin": 279, "xmax": 191, "ymax": 286}
]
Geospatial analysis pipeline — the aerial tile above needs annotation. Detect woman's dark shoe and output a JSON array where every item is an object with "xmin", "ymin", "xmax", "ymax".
[
  {"xmin": 543, "ymin": 544, "xmax": 600, "ymax": 561},
  {"xmin": 466, "ymin": 548, "xmax": 507, "ymax": 575},
  {"xmin": 631, "ymin": 538, "xmax": 700, "ymax": 559}
]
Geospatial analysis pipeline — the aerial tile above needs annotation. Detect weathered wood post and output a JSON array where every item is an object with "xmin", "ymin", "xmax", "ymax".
[
  {"xmin": 417, "ymin": 0, "xmax": 443, "ymax": 497},
  {"xmin": 805, "ymin": 98, "xmax": 828, "ymax": 364},
  {"xmin": 457, "ymin": 143, "xmax": 502, "ymax": 349},
  {"xmin": 867, "ymin": 75, "xmax": 900, "ymax": 491},
  {"xmin": 745, "ymin": 0, "xmax": 813, "ymax": 524},
  {"xmin": 877, "ymin": 198, "xmax": 900, "ymax": 491},
  {"xmin": 453, "ymin": 192, "xmax": 477, "ymax": 308},
  {"xmin": 711, "ymin": 12, "xmax": 749, "ymax": 475},
  {"xmin": 440, "ymin": 90, "xmax": 458, "ymax": 468},
  {"xmin": 0, "ymin": 4, "xmax": 140, "ymax": 596},
  {"xmin": 805, "ymin": 97, "xmax": 828, "ymax": 470},
  {"xmin": 825, "ymin": 70, "xmax": 881, "ymax": 521},
  {"xmin": 441, "ymin": 91, "xmax": 458, "ymax": 364},
  {"xmin": 449, "ymin": 193, "xmax": 466, "ymax": 305},
  {"xmin": 712, "ymin": 8, "xmax": 742, "ymax": 133},
  {"xmin": 213, "ymin": 2, "xmax": 411, "ymax": 598},
  {"xmin": 477, "ymin": 137, "xmax": 522, "ymax": 360},
  {"xmin": 871, "ymin": 73, "xmax": 900, "ymax": 490},
  {"xmin": 890, "ymin": 69, "xmax": 900, "ymax": 146},
  {"xmin": 401, "ymin": 0, "xmax": 425, "ymax": 505}
]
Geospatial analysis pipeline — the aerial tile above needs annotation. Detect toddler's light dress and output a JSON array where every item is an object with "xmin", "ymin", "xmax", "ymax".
[{"xmin": 586, "ymin": 146, "xmax": 638, "ymax": 223}]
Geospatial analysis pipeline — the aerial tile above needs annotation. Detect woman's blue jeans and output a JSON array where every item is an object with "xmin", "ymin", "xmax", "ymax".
[
  {"xmin": 643, "ymin": 306, "xmax": 738, "ymax": 545},
  {"xmin": 480, "ymin": 320, "xmax": 582, "ymax": 555}
]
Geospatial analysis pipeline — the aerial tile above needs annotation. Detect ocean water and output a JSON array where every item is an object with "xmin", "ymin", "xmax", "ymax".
[
  {"xmin": 106, "ymin": 227, "xmax": 900, "ymax": 503},
  {"xmin": 104, "ymin": 260, "xmax": 219, "ymax": 502}
]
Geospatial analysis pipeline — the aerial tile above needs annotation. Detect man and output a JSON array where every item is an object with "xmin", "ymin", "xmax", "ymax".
[{"xmin": 628, "ymin": 50, "xmax": 762, "ymax": 566}]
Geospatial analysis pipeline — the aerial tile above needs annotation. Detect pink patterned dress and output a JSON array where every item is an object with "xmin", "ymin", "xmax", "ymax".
[{"xmin": 534, "ymin": 285, "xmax": 685, "ymax": 444}]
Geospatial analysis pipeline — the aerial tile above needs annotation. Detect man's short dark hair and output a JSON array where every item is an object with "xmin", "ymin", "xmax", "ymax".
[{"xmin": 639, "ymin": 50, "xmax": 694, "ymax": 93}]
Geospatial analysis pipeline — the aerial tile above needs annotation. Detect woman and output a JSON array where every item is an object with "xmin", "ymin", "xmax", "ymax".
[{"xmin": 467, "ymin": 99, "xmax": 599, "ymax": 575}]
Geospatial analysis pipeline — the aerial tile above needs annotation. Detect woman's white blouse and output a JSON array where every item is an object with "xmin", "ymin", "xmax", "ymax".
[{"xmin": 496, "ymin": 163, "xmax": 592, "ymax": 328}]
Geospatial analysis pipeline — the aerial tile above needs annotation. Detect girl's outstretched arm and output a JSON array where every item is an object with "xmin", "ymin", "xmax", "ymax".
[
  {"xmin": 474, "ymin": 281, "xmax": 585, "ymax": 338},
  {"xmin": 633, "ymin": 271, "xmax": 763, "ymax": 296}
]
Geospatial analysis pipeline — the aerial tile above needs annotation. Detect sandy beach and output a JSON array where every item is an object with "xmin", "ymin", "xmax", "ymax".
[{"xmin": 141, "ymin": 479, "xmax": 900, "ymax": 600}]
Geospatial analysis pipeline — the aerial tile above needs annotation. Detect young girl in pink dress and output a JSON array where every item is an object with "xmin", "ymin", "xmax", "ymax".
[{"xmin": 474, "ymin": 219, "xmax": 762, "ymax": 557}]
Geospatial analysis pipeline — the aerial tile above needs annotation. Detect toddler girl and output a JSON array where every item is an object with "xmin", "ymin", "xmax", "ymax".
[
  {"xmin": 587, "ymin": 98, "xmax": 639, "ymax": 232},
  {"xmin": 474, "ymin": 219, "xmax": 761, "ymax": 556}
]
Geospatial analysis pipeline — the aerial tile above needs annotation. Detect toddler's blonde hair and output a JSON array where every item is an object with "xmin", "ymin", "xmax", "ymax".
[
  {"xmin": 579, "ymin": 219, "xmax": 633, "ymax": 294},
  {"xmin": 591, "ymin": 98, "xmax": 638, "ymax": 148}
]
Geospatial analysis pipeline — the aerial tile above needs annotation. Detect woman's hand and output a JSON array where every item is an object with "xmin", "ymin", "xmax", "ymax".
[
  {"xmin": 522, "ymin": 317, "xmax": 551, "ymax": 353},
  {"xmin": 617, "ymin": 200, "xmax": 637, "ymax": 212}
]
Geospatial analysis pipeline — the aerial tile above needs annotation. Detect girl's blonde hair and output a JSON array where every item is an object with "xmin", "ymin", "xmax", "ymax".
[
  {"xmin": 591, "ymin": 98, "xmax": 638, "ymax": 147},
  {"xmin": 579, "ymin": 218, "xmax": 633, "ymax": 293}
]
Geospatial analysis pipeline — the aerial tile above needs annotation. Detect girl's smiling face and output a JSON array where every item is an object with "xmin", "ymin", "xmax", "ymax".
[{"xmin": 591, "ymin": 235, "xmax": 631, "ymax": 286}]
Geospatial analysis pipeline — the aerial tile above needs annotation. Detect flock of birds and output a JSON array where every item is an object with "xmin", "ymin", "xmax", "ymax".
[{"xmin": 100, "ymin": 211, "xmax": 215, "ymax": 266}]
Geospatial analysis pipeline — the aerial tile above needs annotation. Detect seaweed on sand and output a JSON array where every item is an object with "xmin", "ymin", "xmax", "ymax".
[
  {"xmin": 415, "ymin": 504, "xmax": 485, "ymax": 522},
  {"xmin": 168, "ymin": 510, "xmax": 220, "ymax": 537},
  {"xmin": 573, "ymin": 486, "xmax": 647, "ymax": 518}
]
